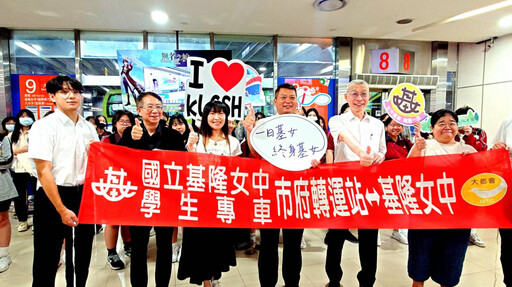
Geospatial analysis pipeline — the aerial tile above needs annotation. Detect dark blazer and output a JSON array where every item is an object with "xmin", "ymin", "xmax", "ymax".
[{"xmin": 118, "ymin": 121, "xmax": 186, "ymax": 152}]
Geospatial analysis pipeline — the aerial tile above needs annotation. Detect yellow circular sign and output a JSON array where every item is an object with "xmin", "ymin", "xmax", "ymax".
[
  {"xmin": 389, "ymin": 83, "xmax": 425, "ymax": 118},
  {"xmin": 461, "ymin": 173, "xmax": 507, "ymax": 206}
]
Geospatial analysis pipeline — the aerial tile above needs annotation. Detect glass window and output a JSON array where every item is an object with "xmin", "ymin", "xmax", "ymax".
[
  {"xmin": 178, "ymin": 33, "xmax": 210, "ymax": 50},
  {"xmin": 214, "ymin": 35, "xmax": 275, "ymax": 115},
  {"xmin": 80, "ymin": 32, "xmax": 143, "ymax": 118},
  {"xmin": 148, "ymin": 33, "xmax": 177, "ymax": 50},
  {"xmin": 10, "ymin": 30, "xmax": 75, "ymax": 75},
  {"xmin": 277, "ymin": 37, "xmax": 334, "ymax": 78}
]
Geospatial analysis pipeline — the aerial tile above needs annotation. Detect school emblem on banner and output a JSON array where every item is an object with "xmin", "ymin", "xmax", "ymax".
[{"xmin": 383, "ymin": 83, "xmax": 428, "ymax": 126}]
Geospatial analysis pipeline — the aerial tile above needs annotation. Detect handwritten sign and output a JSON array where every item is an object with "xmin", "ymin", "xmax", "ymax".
[
  {"xmin": 384, "ymin": 83, "xmax": 428, "ymax": 126},
  {"xmin": 250, "ymin": 114, "xmax": 327, "ymax": 171},
  {"xmin": 185, "ymin": 57, "xmax": 246, "ymax": 120}
]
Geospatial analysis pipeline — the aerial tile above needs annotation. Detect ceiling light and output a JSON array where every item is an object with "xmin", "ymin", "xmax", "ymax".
[
  {"xmin": 151, "ymin": 10, "xmax": 169, "ymax": 24},
  {"xmin": 499, "ymin": 15, "xmax": 512, "ymax": 27},
  {"xmin": 259, "ymin": 67, "xmax": 267, "ymax": 71},
  {"xmin": 396, "ymin": 19, "xmax": 413, "ymax": 25},
  {"xmin": 297, "ymin": 43, "xmax": 311, "ymax": 52},
  {"xmin": 15, "ymin": 41, "xmax": 40, "ymax": 56},
  {"xmin": 413, "ymin": 0, "xmax": 512, "ymax": 32},
  {"xmin": 313, "ymin": 0, "xmax": 347, "ymax": 12},
  {"xmin": 31, "ymin": 44, "xmax": 42, "ymax": 51}
]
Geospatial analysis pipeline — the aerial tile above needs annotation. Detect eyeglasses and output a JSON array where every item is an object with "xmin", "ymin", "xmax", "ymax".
[
  {"xmin": 348, "ymin": 92, "xmax": 368, "ymax": 98},
  {"xmin": 117, "ymin": 120, "xmax": 131, "ymax": 125},
  {"xmin": 56, "ymin": 90, "xmax": 82, "ymax": 98},
  {"xmin": 139, "ymin": 105, "xmax": 163, "ymax": 111}
]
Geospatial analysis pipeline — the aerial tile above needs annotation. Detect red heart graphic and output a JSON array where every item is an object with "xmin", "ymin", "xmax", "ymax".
[{"xmin": 211, "ymin": 61, "xmax": 245, "ymax": 92}]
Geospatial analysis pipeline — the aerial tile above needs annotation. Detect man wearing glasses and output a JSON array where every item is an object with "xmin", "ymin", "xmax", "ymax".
[
  {"xmin": 325, "ymin": 79, "xmax": 386, "ymax": 287},
  {"xmin": 29, "ymin": 75, "xmax": 98, "ymax": 287},
  {"xmin": 119, "ymin": 91, "xmax": 185, "ymax": 287}
]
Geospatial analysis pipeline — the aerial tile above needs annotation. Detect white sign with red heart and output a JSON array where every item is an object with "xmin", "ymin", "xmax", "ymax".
[{"xmin": 185, "ymin": 57, "xmax": 246, "ymax": 120}]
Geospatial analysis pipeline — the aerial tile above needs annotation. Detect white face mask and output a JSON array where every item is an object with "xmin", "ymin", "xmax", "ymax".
[
  {"xmin": 308, "ymin": 116, "xmax": 318, "ymax": 122},
  {"xmin": 5, "ymin": 124, "xmax": 14, "ymax": 131}
]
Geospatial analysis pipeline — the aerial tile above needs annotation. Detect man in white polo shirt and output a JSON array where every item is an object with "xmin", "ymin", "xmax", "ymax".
[
  {"xmin": 326, "ymin": 79, "xmax": 386, "ymax": 287},
  {"xmin": 29, "ymin": 75, "xmax": 98, "ymax": 287}
]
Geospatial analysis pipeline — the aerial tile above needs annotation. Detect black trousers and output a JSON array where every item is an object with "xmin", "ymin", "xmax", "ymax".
[
  {"xmin": 258, "ymin": 228, "xmax": 304, "ymax": 287},
  {"xmin": 12, "ymin": 172, "xmax": 37, "ymax": 222},
  {"xmin": 325, "ymin": 229, "xmax": 378, "ymax": 287},
  {"xmin": 500, "ymin": 229, "xmax": 512, "ymax": 286},
  {"xmin": 32, "ymin": 186, "xmax": 94, "ymax": 287},
  {"xmin": 130, "ymin": 226, "xmax": 174, "ymax": 287}
]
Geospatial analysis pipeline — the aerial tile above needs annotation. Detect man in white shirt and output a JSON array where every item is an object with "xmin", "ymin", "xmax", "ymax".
[
  {"xmin": 491, "ymin": 118, "xmax": 512, "ymax": 287},
  {"xmin": 244, "ymin": 83, "xmax": 317, "ymax": 287},
  {"xmin": 326, "ymin": 79, "xmax": 386, "ymax": 287},
  {"xmin": 28, "ymin": 76, "xmax": 98, "ymax": 287}
]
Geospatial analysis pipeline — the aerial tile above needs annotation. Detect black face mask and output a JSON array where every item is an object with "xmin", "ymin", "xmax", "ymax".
[{"xmin": 98, "ymin": 122, "xmax": 107, "ymax": 129}]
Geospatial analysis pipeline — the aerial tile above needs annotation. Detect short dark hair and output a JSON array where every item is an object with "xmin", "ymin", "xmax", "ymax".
[
  {"xmin": 170, "ymin": 113, "xmax": 191, "ymax": 140},
  {"xmin": 380, "ymin": 113, "xmax": 393, "ymax": 127},
  {"xmin": 111, "ymin": 110, "xmax": 135, "ymax": 134},
  {"xmin": 454, "ymin": 106, "xmax": 474, "ymax": 116},
  {"xmin": 136, "ymin": 92, "xmax": 162, "ymax": 107},
  {"xmin": 275, "ymin": 83, "xmax": 296, "ymax": 98},
  {"xmin": 255, "ymin": 112, "xmax": 266, "ymax": 120},
  {"xmin": 430, "ymin": 109, "xmax": 458, "ymax": 127},
  {"xmin": 46, "ymin": 75, "xmax": 83, "ymax": 95}
]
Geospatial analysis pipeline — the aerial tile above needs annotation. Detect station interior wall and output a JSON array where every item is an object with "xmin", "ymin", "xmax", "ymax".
[{"xmin": 457, "ymin": 33, "xmax": 512, "ymax": 141}]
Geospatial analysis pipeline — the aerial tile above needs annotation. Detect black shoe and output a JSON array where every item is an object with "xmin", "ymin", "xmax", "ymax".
[{"xmin": 107, "ymin": 253, "xmax": 125, "ymax": 270}]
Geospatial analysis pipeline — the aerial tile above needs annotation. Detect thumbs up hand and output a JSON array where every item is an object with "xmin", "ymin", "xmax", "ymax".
[
  {"xmin": 414, "ymin": 132, "xmax": 426, "ymax": 151},
  {"xmin": 359, "ymin": 146, "xmax": 374, "ymax": 167},
  {"xmin": 131, "ymin": 118, "xmax": 143, "ymax": 140},
  {"xmin": 243, "ymin": 104, "xmax": 256, "ymax": 133},
  {"xmin": 187, "ymin": 131, "xmax": 199, "ymax": 151}
]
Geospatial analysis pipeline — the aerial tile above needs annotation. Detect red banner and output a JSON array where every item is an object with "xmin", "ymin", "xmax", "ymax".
[{"xmin": 79, "ymin": 142, "xmax": 512, "ymax": 229}]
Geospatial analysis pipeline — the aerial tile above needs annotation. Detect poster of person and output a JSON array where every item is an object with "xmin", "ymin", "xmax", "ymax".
[
  {"xmin": 383, "ymin": 83, "xmax": 428, "ymax": 126},
  {"xmin": 278, "ymin": 78, "xmax": 336, "ymax": 125}
]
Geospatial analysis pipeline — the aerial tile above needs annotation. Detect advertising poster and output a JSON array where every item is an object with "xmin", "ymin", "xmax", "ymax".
[
  {"xmin": 11, "ymin": 74, "xmax": 63, "ymax": 119},
  {"xmin": 116, "ymin": 50, "xmax": 264, "ymax": 117},
  {"xmin": 278, "ymin": 78, "xmax": 335, "ymax": 126}
]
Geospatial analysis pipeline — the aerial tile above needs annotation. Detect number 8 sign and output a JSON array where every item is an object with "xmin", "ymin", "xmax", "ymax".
[{"xmin": 370, "ymin": 48, "xmax": 415, "ymax": 74}]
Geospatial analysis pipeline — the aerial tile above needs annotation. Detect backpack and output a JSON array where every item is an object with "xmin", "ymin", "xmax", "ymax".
[{"xmin": 0, "ymin": 133, "xmax": 14, "ymax": 170}]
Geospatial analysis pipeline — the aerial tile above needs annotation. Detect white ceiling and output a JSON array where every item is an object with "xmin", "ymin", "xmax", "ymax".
[{"xmin": 1, "ymin": 0, "xmax": 512, "ymax": 42}]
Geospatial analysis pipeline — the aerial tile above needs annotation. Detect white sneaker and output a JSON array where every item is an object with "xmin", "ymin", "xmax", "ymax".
[
  {"xmin": 172, "ymin": 244, "xmax": 180, "ymax": 263},
  {"xmin": 470, "ymin": 233, "xmax": 486, "ymax": 247},
  {"xmin": 391, "ymin": 230, "xmax": 408, "ymax": 245},
  {"xmin": 211, "ymin": 279, "xmax": 222, "ymax": 287},
  {"xmin": 18, "ymin": 221, "xmax": 29, "ymax": 232},
  {"xmin": 300, "ymin": 236, "xmax": 307, "ymax": 249},
  {"xmin": 0, "ymin": 255, "xmax": 12, "ymax": 272}
]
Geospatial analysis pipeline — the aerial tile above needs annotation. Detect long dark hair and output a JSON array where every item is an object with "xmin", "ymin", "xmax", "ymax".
[
  {"xmin": 170, "ymin": 113, "xmax": 191, "ymax": 144},
  {"xmin": 111, "ymin": 110, "xmax": 135, "ymax": 134},
  {"xmin": 11, "ymin": 109, "xmax": 35, "ymax": 144},
  {"xmin": 200, "ymin": 100, "xmax": 230, "ymax": 147}
]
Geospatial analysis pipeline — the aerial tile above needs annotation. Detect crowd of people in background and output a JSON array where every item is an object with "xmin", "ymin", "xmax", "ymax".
[{"xmin": 0, "ymin": 76, "xmax": 510, "ymax": 287}]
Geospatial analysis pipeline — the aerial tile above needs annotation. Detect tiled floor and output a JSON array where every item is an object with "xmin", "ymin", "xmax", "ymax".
[{"xmin": 1, "ymin": 212, "xmax": 506, "ymax": 287}]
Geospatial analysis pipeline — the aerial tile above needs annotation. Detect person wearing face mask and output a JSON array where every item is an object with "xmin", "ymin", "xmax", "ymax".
[
  {"xmin": 95, "ymin": 115, "xmax": 111, "ymax": 139},
  {"xmin": 8, "ymin": 109, "xmax": 37, "ymax": 233},
  {"xmin": 306, "ymin": 107, "xmax": 321, "ymax": 125},
  {"xmin": 1, "ymin": 117, "xmax": 16, "ymax": 136}
]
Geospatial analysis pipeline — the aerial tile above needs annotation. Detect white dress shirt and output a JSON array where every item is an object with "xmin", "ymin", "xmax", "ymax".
[
  {"xmin": 492, "ymin": 117, "xmax": 512, "ymax": 163},
  {"xmin": 28, "ymin": 109, "xmax": 98, "ymax": 186},
  {"xmin": 328, "ymin": 110, "xmax": 386, "ymax": 163}
]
